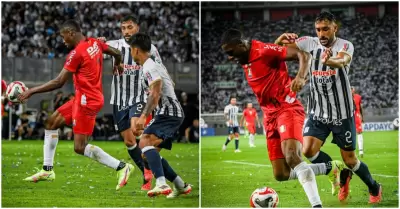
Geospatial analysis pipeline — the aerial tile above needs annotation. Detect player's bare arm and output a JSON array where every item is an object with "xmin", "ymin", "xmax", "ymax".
[
  {"xmin": 274, "ymin": 33, "xmax": 299, "ymax": 49},
  {"xmin": 240, "ymin": 114, "xmax": 245, "ymax": 127},
  {"xmin": 285, "ymin": 46, "xmax": 312, "ymax": 92},
  {"xmin": 18, "ymin": 69, "xmax": 72, "ymax": 102},
  {"xmin": 103, "ymin": 45, "xmax": 124, "ymax": 74},
  {"xmin": 135, "ymin": 79, "xmax": 162, "ymax": 131},
  {"xmin": 321, "ymin": 47, "xmax": 351, "ymax": 68}
]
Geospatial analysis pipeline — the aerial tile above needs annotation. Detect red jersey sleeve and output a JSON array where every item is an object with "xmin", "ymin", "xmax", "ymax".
[
  {"xmin": 261, "ymin": 43, "xmax": 287, "ymax": 62},
  {"xmin": 243, "ymin": 109, "xmax": 248, "ymax": 117},
  {"xmin": 63, "ymin": 50, "xmax": 82, "ymax": 73},
  {"xmin": 98, "ymin": 39, "xmax": 109, "ymax": 51}
]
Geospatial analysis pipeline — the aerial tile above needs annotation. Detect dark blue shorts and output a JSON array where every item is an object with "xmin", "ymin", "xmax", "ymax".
[
  {"xmin": 143, "ymin": 115, "xmax": 183, "ymax": 150},
  {"xmin": 303, "ymin": 114, "xmax": 356, "ymax": 151},
  {"xmin": 113, "ymin": 102, "xmax": 146, "ymax": 133},
  {"xmin": 228, "ymin": 126, "xmax": 239, "ymax": 134}
]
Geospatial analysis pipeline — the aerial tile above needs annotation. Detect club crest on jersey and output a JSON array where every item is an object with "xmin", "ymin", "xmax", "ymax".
[{"xmin": 279, "ymin": 125, "xmax": 286, "ymax": 133}]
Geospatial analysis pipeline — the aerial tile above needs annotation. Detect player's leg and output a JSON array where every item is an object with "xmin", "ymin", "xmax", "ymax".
[
  {"xmin": 303, "ymin": 117, "xmax": 345, "ymax": 195},
  {"xmin": 335, "ymin": 117, "xmax": 381, "ymax": 203},
  {"xmin": 234, "ymin": 128, "xmax": 240, "ymax": 152},
  {"xmin": 139, "ymin": 115, "xmax": 188, "ymax": 197},
  {"xmin": 279, "ymin": 110, "xmax": 322, "ymax": 208},
  {"xmin": 248, "ymin": 124, "xmax": 256, "ymax": 147},
  {"xmin": 74, "ymin": 106, "xmax": 134, "ymax": 191},
  {"xmin": 222, "ymin": 128, "xmax": 234, "ymax": 151},
  {"xmin": 23, "ymin": 100, "xmax": 72, "ymax": 182},
  {"xmin": 355, "ymin": 115, "xmax": 364, "ymax": 157}
]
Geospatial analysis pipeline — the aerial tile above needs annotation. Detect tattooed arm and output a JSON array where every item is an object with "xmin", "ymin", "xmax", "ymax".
[
  {"xmin": 141, "ymin": 79, "xmax": 162, "ymax": 117},
  {"xmin": 103, "ymin": 45, "xmax": 122, "ymax": 66}
]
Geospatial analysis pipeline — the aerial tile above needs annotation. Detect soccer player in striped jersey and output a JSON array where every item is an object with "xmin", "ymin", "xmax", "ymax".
[
  {"xmin": 101, "ymin": 16, "xmax": 162, "ymax": 190},
  {"xmin": 275, "ymin": 12, "xmax": 381, "ymax": 204},
  {"xmin": 222, "ymin": 97, "xmax": 241, "ymax": 152},
  {"xmin": 352, "ymin": 87, "xmax": 364, "ymax": 158},
  {"xmin": 130, "ymin": 33, "xmax": 191, "ymax": 198}
]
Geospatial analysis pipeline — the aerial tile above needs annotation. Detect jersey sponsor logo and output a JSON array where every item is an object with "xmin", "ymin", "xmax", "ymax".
[
  {"xmin": 315, "ymin": 76, "xmax": 334, "ymax": 84},
  {"xmin": 312, "ymin": 70, "xmax": 337, "ymax": 77},
  {"xmin": 87, "ymin": 41, "xmax": 100, "ymax": 58},
  {"xmin": 264, "ymin": 45, "xmax": 283, "ymax": 52},
  {"xmin": 123, "ymin": 64, "xmax": 141, "ymax": 71},
  {"xmin": 296, "ymin": 37, "xmax": 307, "ymax": 42},
  {"xmin": 312, "ymin": 115, "xmax": 343, "ymax": 126},
  {"xmin": 304, "ymin": 126, "xmax": 309, "ymax": 133},
  {"xmin": 66, "ymin": 50, "xmax": 76, "ymax": 65}
]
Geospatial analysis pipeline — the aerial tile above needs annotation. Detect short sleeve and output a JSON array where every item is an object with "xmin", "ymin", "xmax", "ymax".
[
  {"xmin": 243, "ymin": 110, "xmax": 247, "ymax": 117},
  {"xmin": 63, "ymin": 50, "xmax": 81, "ymax": 72},
  {"xmin": 98, "ymin": 39, "xmax": 109, "ymax": 51},
  {"xmin": 224, "ymin": 106, "xmax": 229, "ymax": 114},
  {"xmin": 143, "ymin": 65, "xmax": 162, "ymax": 86},
  {"xmin": 261, "ymin": 43, "xmax": 287, "ymax": 62},
  {"xmin": 339, "ymin": 41, "xmax": 354, "ymax": 60},
  {"xmin": 295, "ymin": 36, "xmax": 313, "ymax": 52},
  {"xmin": 150, "ymin": 45, "xmax": 163, "ymax": 65}
]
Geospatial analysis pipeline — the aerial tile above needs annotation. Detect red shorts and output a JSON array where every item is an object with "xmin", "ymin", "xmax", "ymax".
[
  {"xmin": 246, "ymin": 123, "xmax": 256, "ymax": 134},
  {"xmin": 264, "ymin": 108, "xmax": 305, "ymax": 161},
  {"xmin": 355, "ymin": 113, "xmax": 362, "ymax": 133},
  {"xmin": 57, "ymin": 99, "xmax": 98, "ymax": 135}
]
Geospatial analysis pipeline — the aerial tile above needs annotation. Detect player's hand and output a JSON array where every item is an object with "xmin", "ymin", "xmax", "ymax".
[
  {"xmin": 290, "ymin": 76, "xmax": 306, "ymax": 93},
  {"xmin": 321, "ymin": 47, "xmax": 332, "ymax": 64},
  {"xmin": 97, "ymin": 37, "xmax": 107, "ymax": 42},
  {"xmin": 17, "ymin": 89, "xmax": 33, "ymax": 103},
  {"xmin": 257, "ymin": 123, "xmax": 261, "ymax": 128},
  {"xmin": 228, "ymin": 120, "xmax": 233, "ymax": 125},
  {"xmin": 239, "ymin": 123, "xmax": 243, "ymax": 127},
  {"xmin": 113, "ymin": 63, "xmax": 124, "ymax": 76},
  {"xmin": 135, "ymin": 115, "xmax": 147, "ymax": 131},
  {"xmin": 275, "ymin": 33, "xmax": 298, "ymax": 45}
]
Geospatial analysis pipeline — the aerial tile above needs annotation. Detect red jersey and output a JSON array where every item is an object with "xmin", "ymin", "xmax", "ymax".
[
  {"xmin": 353, "ymin": 93, "xmax": 362, "ymax": 114},
  {"xmin": 243, "ymin": 108, "xmax": 257, "ymax": 124},
  {"xmin": 242, "ymin": 40, "xmax": 303, "ymax": 118},
  {"xmin": 63, "ymin": 38, "xmax": 108, "ymax": 111}
]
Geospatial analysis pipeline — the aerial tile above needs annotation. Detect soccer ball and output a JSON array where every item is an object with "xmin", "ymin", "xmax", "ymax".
[
  {"xmin": 6, "ymin": 81, "xmax": 28, "ymax": 103},
  {"xmin": 250, "ymin": 187, "xmax": 279, "ymax": 208}
]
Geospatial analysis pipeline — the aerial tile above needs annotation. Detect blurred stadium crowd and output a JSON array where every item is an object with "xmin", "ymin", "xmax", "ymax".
[
  {"xmin": 201, "ymin": 13, "xmax": 398, "ymax": 113},
  {"xmin": 2, "ymin": 2, "xmax": 199, "ymax": 63}
]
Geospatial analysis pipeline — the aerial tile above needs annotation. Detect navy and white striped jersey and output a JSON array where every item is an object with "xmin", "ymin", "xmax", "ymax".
[
  {"xmin": 296, "ymin": 36, "xmax": 354, "ymax": 120},
  {"xmin": 106, "ymin": 38, "xmax": 163, "ymax": 107},
  {"xmin": 142, "ymin": 58, "xmax": 184, "ymax": 118},
  {"xmin": 224, "ymin": 104, "xmax": 240, "ymax": 127}
]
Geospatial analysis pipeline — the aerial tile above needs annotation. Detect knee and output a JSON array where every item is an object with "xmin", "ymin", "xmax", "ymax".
[
  {"xmin": 302, "ymin": 146, "xmax": 318, "ymax": 159},
  {"xmin": 139, "ymin": 136, "xmax": 150, "ymax": 149},
  {"xmin": 285, "ymin": 151, "xmax": 302, "ymax": 169},
  {"xmin": 342, "ymin": 153, "xmax": 358, "ymax": 169},
  {"xmin": 273, "ymin": 171, "xmax": 289, "ymax": 182},
  {"xmin": 74, "ymin": 143, "xmax": 86, "ymax": 155}
]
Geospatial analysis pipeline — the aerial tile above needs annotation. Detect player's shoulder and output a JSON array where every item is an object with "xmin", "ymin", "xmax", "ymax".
[
  {"xmin": 337, "ymin": 37, "xmax": 354, "ymax": 52},
  {"xmin": 337, "ymin": 37, "xmax": 353, "ymax": 45}
]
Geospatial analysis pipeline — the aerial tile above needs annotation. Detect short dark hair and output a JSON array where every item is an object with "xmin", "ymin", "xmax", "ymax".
[
  {"xmin": 315, "ymin": 11, "xmax": 336, "ymax": 23},
  {"xmin": 221, "ymin": 28, "xmax": 243, "ymax": 46},
  {"xmin": 121, "ymin": 15, "xmax": 139, "ymax": 24},
  {"xmin": 60, "ymin": 20, "xmax": 81, "ymax": 32},
  {"xmin": 129, "ymin": 33, "xmax": 151, "ymax": 52}
]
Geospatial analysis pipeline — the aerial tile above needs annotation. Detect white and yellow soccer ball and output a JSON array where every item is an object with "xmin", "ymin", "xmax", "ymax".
[
  {"xmin": 250, "ymin": 187, "xmax": 279, "ymax": 208},
  {"xmin": 6, "ymin": 81, "xmax": 28, "ymax": 103}
]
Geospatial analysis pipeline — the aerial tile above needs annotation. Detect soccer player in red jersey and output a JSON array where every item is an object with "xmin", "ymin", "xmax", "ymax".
[
  {"xmin": 352, "ymin": 87, "xmax": 364, "ymax": 158},
  {"xmin": 18, "ymin": 20, "xmax": 134, "ymax": 190},
  {"xmin": 240, "ymin": 102, "xmax": 261, "ymax": 147},
  {"xmin": 221, "ymin": 28, "xmax": 328, "ymax": 207}
]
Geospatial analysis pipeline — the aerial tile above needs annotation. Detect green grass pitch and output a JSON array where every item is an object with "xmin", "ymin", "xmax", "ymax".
[
  {"xmin": 2, "ymin": 140, "xmax": 199, "ymax": 207},
  {"xmin": 201, "ymin": 131, "xmax": 398, "ymax": 207}
]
